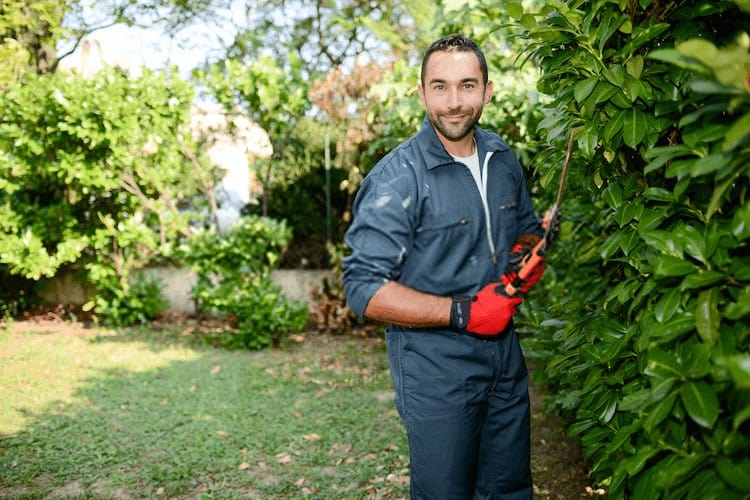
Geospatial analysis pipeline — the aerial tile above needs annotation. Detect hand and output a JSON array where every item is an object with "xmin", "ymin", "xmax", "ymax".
[
  {"xmin": 450, "ymin": 283, "xmax": 523, "ymax": 336},
  {"xmin": 502, "ymin": 233, "xmax": 546, "ymax": 295}
]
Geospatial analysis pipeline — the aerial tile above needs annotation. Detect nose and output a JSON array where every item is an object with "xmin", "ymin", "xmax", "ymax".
[{"xmin": 448, "ymin": 87, "xmax": 462, "ymax": 108}]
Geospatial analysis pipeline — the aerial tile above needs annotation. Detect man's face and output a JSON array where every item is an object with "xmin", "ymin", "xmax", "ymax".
[{"xmin": 418, "ymin": 50, "xmax": 493, "ymax": 145}]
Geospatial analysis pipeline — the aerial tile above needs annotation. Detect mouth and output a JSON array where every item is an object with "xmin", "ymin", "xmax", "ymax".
[{"xmin": 444, "ymin": 113, "xmax": 469, "ymax": 123}]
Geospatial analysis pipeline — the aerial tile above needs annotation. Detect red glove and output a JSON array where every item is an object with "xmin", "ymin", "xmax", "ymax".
[
  {"xmin": 502, "ymin": 233, "xmax": 546, "ymax": 295},
  {"xmin": 450, "ymin": 283, "xmax": 523, "ymax": 336}
]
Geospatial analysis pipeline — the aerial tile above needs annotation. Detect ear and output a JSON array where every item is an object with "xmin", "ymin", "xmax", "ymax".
[
  {"xmin": 484, "ymin": 80, "xmax": 494, "ymax": 104},
  {"xmin": 418, "ymin": 84, "xmax": 426, "ymax": 107}
]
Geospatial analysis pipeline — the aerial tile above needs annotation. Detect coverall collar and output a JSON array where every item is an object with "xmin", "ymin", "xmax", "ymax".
[{"xmin": 417, "ymin": 115, "xmax": 511, "ymax": 170}]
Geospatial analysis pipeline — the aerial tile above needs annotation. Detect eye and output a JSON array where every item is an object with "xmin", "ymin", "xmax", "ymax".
[{"xmin": 433, "ymin": 84, "xmax": 445, "ymax": 91}]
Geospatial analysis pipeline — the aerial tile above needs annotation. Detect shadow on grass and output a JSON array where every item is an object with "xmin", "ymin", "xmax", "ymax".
[{"xmin": 0, "ymin": 325, "xmax": 408, "ymax": 498}]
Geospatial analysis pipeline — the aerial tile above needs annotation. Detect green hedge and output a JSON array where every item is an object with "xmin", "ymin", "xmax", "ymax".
[{"xmin": 513, "ymin": 0, "xmax": 750, "ymax": 496}]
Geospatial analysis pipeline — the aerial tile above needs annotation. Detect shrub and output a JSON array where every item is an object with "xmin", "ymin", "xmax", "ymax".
[
  {"xmin": 180, "ymin": 215, "xmax": 308, "ymax": 349},
  {"xmin": 512, "ymin": 0, "xmax": 750, "ymax": 496},
  {"xmin": 0, "ymin": 66, "xmax": 217, "ymax": 322},
  {"xmin": 87, "ymin": 273, "xmax": 168, "ymax": 327}
]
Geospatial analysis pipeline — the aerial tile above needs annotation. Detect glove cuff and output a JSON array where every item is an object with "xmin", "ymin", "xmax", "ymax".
[{"xmin": 449, "ymin": 296, "xmax": 472, "ymax": 331}]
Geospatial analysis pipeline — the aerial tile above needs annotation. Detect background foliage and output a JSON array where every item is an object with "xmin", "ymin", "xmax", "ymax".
[{"xmin": 0, "ymin": 66, "xmax": 211, "ymax": 322}]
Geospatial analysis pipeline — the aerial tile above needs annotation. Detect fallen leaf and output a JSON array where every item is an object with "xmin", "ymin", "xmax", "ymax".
[
  {"xmin": 238, "ymin": 462, "xmax": 250, "ymax": 470},
  {"xmin": 276, "ymin": 452, "xmax": 292, "ymax": 465},
  {"xmin": 295, "ymin": 477, "xmax": 306, "ymax": 486},
  {"xmin": 386, "ymin": 473, "xmax": 410, "ymax": 486},
  {"xmin": 210, "ymin": 365, "xmax": 221, "ymax": 375},
  {"xmin": 216, "ymin": 430, "xmax": 227, "ymax": 438},
  {"xmin": 303, "ymin": 433, "xmax": 321, "ymax": 441}
]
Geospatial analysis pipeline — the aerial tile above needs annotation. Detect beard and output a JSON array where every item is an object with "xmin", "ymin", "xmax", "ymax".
[{"xmin": 427, "ymin": 107, "xmax": 483, "ymax": 143}]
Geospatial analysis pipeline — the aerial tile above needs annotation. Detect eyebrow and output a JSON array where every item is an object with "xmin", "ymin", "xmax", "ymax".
[{"xmin": 427, "ymin": 77, "xmax": 480, "ymax": 86}]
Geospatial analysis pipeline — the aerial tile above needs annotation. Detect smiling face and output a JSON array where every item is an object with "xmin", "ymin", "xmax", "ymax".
[{"xmin": 418, "ymin": 50, "xmax": 493, "ymax": 155}]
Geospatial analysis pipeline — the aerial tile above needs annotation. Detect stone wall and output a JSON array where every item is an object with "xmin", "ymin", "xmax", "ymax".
[{"xmin": 40, "ymin": 268, "xmax": 334, "ymax": 314}]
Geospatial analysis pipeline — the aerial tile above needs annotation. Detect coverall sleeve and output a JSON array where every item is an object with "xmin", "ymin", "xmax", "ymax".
[{"xmin": 342, "ymin": 171, "xmax": 415, "ymax": 318}]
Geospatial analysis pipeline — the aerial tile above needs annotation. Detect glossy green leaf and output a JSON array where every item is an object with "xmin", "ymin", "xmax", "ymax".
[
  {"xmin": 648, "ymin": 47, "xmax": 709, "ymax": 73},
  {"xmin": 690, "ymin": 153, "xmax": 729, "ymax": 178},
  {"xmin": 623, "ymin": 445, "xmax": 659, "ymax": 475},
  {"xmin": 602, "ymin": 108, "xmax": 626, "ymax": 146},
  {"xmin": 654, "ymin": 287, "xmax": 681, "ymax": 323},
  {"xmin": 680, "ymin": 380, "xmax": 719, "ymax": 428},
  {"xmin": 684, "ymin": 343, "xmax": 712, "ymax": 378},
  {"xmin": 574, "ymin": 77, "xmax": 599, "ymax": 103},
  {"xmin": 520, "ymin": 14, "xmax": 537, "ymax": 29},
  {"xmin": 725, "ymin": 355, "xmax": 750, "ymax": 389},
  {"xmin": 645, "ymin": 348, "xmax": 684, "ymax": 379},
  {"xmin": 628, "ymin": 22, "xmax": 670, "ymax": 51},
  {"xmin": 643, "ymin": 144, "xmax": 694, "ymax": 174},
  {"xmin": 619, "ymin": 387, "xmax": 651, "ymax": 412},
  {"xmin": 599, "ymin": 230, "xmax": 625, "ymax": 260},
  {"xmin": 603, "ymin": 64, "xmax": 626, "ymax": 87},
  {"xmin": 623, "ymin": 74, "xmax": 641, "ymax": 102},
  {"xmin": 588, "ymin": 81, "xmax": 619, "ymax": 105},
  {"xmin": 647, "ymin": 314, "xmax": 695, "ymax": 344},
  {"xmin": 725, "ymin": 286, "xmax": 750, "ymax": 320},
  {"xmin": 598, "ymin": 393, "xmax": 619, "ymax": 423},
  {"xmin": 680, "ymin": 270, "xmax": 725, "ymax": 291},
  {"xmin": 654, "ymin": 255, "xmax": 696, "ymax": 277},
  {"xmin": 723, "ymin": 113, "xmax": 750, "ymax": 151},
  {"xmin": 626, "ymin": 55, "xmax": 644, "ymax": 79},
  {"xmin": 606, "ymin": 421, "xmax": 642, "ymax": 454},
  {"xmin": 578, "ymin": 125, "xmax": 599, "ymax": 159},
  {"xmin": 653, "ymin": 453, "xmax": 707, "ymax": 489},
  {"xmin": 716, "ymin": 457, "xmax": 750, "ymax": 493},
  {"xmin": 676, "ymin": 38, "xmax": 718, "ymax": 67},
  {"xmin": 640, "ymin": 229, "xmax": 681, "ymax": 256},
  {"xmin": 673, "ymin": 224, "xmax": 707, "ymax": 264},
  {"xmin": 649, "ymin": 375, "xmax": 677, "ymax": 403},
  {"xmin": 731, "ymin": 201, "xmax": 750, "ymax": 241},
  {"xmin": 732, "ymin": 392, "xmax": 750, "ymax": 430},
  {"xmin": 602, "ymin": 182, "xmax": 623, "ymax": 209},
  {"xmin": 695, "ymin": 288, "xmax": 720, "ymax": 345},
  {"xmin": 505, "ymin": 2, "xmax": 524, "ymax": 19},
  {"xmin": 614, "ymin": 202, "xmax": 644, "ymax": 228},
  {"xmin": 644, "ymin": 391, "xmax": 677, "ymax": 433},
  {"xmin": 622, "ymin": 108, "xmax": 648, "ymax": 148}
]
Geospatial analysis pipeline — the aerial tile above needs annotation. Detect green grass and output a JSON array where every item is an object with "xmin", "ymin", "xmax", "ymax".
[{"xmin": 0, "ymin": 321, "xmax": 408, "ymax": 499}]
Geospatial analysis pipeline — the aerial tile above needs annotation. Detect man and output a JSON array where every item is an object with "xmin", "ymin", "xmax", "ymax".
[{"xmin": 343, "ymin": 34, "xmax": 546, "ymax": 499}]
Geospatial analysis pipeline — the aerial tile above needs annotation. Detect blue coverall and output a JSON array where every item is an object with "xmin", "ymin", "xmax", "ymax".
[{"xmin": 343, "ymin": 116, "xmax": 541, "ymax": 499}]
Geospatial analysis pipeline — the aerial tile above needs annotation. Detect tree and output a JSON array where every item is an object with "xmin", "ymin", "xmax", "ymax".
[{"xmin": 0, "ymin": 0, "xmax": 66, "ymax": 79}]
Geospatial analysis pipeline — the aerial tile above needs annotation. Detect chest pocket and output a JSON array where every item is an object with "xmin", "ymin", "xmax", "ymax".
[
  {"xmin": 413, "ymin": 208, "xmax": 482, "ymax": 272},
  {"xmin": 417, "ymin": 210, "xmax": 471, "ymax": 234}
]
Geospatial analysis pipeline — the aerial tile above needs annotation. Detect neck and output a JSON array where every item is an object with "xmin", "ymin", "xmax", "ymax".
[{"xmin": 445, "ymin": 136, "xmax": 476, "ymax": 157}]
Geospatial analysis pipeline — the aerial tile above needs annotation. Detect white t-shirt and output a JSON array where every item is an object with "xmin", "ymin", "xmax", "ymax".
[{"xmin": 452, "ymin": 150, "xmax": 497, "ymax": 261}]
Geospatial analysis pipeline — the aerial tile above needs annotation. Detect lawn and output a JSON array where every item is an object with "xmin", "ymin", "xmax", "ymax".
[{"xmin": 0, "ymin": 319, "xmax": 595, "ymax": 499}]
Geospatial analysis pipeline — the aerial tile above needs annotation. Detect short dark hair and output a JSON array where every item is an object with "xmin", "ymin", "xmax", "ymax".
[{"xmin": 420, "ymin": 34, "xmax": 489, "ymax": 86}]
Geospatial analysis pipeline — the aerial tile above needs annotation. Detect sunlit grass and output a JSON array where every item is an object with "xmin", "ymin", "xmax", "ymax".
[{"xmin": 0, "ymin": 322, "xmax": 408, "ymax": 498}]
